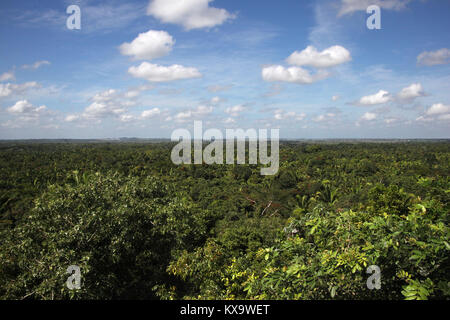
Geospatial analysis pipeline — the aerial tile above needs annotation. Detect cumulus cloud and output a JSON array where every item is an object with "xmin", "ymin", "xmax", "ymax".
[
  {"xmin": 361, "ymin": 112, "xmax": 377, "ymax": 121},
  {"xmin": 0, "ymin": 82, "xmax": 41, "ymax": 98},
  {"xmin": 286, "ymin": 45, "xmax": 351, "ymax": 68},
  {"xmin": 384, "ymin": 117, "xmax": 399, "ymax": 124},
  {"xmin": 225, "ymin": 104, "xmax": 245, "ymax": 117},
  {"xmin": 22, "ymin": 60, "xmax": 50, "ymax": 70},
  {"xmin": 117, "ymin": 107, "xmax": 162, "ymax": 123},
  {"xmin": 65, "ymin": 114, "xmax": 79, "ymax": 122},
  {"xmin": 416, "ymin": 103, "xmax": 450, "ymax": 123},
  {"xmin": 66, "ymin": 88, "xmax": 151, "ymax": 122},
  {"xmin": 417, "ymin": 48, "xmax": 450, "ymax": 66},
  {"xmin": 357, "ymin": 90, "xmax": 391, "ymax": 106},
  {"xmin": 3, "ymin": 100, "xmax": 53, "ymax": 129},
  {"xmin": 274, "ymin": 109, "xmax": 306, "ymax": 121},
  {"xmin": 119, "ymin": 30, "xmax": 174, "ymax": 60},
  {"xmin": 314, "ymin": 112, "xmax": 336, "ymax": 122},
  {"xmin": 125, "ymin": 84, "xmax": 154, "ymax": 98},
  {"xmin": 353, "ymin": 84, "xmax": 425, "ymax": 107},
  {"xmin": 174, "ymin": 105, "xmax": 213, "ymax": 122},
  {"xmin": 7, "ymin": 100, "xmax": 47, "ymax": 114},
  {"xmin": 83, "ymin": 101, "xmax": 126, "ymax": 119},
  {"xmin": 425, "ymin": 103, "xmax": 450, "ymax": 116},
  {"xmin": 194, "ymin": 105, "xmax": 213, "ymax": 115},
  {"xmin": 84, "ymin": 89, "xmax": 141, "ymax": 119},
  {"xmin": 262, "ymin": 65, "xmax": 330, "ymax": 84},
  {"xmin": 223, "ymin": 117, "xmax": 236, "ymax": 124},
  {"xmin": 0, "ymin": 71, "xmax": 15, "ymax": 82},
  {"xmin": 141, "ymin": 108, "xmax": 161, "ymax": 118},
  {"xmin": 210, "ymin": 96, "xmax": 222, "ymax": 104},
  {"xmin": 147, "ymin": 0, "xmax": 235, "ymax": 30},
  {"xmin": 128, "ymin": 62, "xmax": 202, "ymax": 82},
  {"xmin": 90, "ymin": 89, "xmax": 119, "ymax": 103},
  {"xmin": 338, "ymin": 0, "xmax": 412, "ymax": 16},
  {"xmin": 262, "ymin": 44, "xmax": 350, "ymax": 85},
  {"xmin": 119, "ymin": 114, "xmax": 135, "ymax": 123},
  {"xmin": 396, "ymin": 83, "xmax": 426, "ymax": 102}
]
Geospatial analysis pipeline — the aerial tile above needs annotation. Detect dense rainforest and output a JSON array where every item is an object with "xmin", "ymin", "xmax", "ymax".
[{"xmin": 0, "ymin": 141, "xmax": 448, "ymax": 300}]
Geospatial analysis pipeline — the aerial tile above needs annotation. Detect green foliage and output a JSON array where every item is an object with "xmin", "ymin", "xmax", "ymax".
[
  {"xmin": 0, "ymin": 172, "xmax": 207, "ymax": 299},
  {"xmin": 368, "ymin": 184, "xmax": 413, "ymax": 215},
  {"xmin": 0, "ymin": 141, "xmax": 448, "ymax": 300},
  {"xmin": 217, "ymin": 202, "xmax": 449, "ymax": 300}
]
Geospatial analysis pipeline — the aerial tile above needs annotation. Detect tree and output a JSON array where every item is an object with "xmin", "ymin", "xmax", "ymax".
[{"xmin": 0, "ymin": 172, "xmax": 207, "ymax": 300}]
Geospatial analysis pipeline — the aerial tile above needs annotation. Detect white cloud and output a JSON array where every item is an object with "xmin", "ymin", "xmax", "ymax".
[
  {"xmin": 83, "ymin": 101, "xmax": 126, "ymax": 119},
  {"xmin": 41, "ymin": 124, "xmax": 59, "ymax": 130},
  {"xmin": 397, "ymin": 83, "xmax": 425, "ymax": 102},
  {"xmin": 225, "ymin": 104, "xmax": 245, "ymax": 117},
  {"xmin": 332, "ymin": 95, "xmax": 340, "ymax": 101},
  {"xmin": 22, "ymin": 60, "xmax": 50, "ymax": 70},
  {"xmin": 1, "ymin": 120, "xmax": 22, "ymax": 129},
  {"xmin": 416, "ymin": 104, "xmax": 450, "ymax": 123},
  {"xmin": 7, "ymin": 100, "xmax": 47, "ymax": 114},
  {"xmin": 119, "ymin": 30, "xmax": 174, "ymax": 60},
  {"xmin": 1, "ymin": 85, "xmax": 14, "ymax": 97},
  {"xmin": 128, "ymin": 62, "xmax": 202, "ymax": 82},
  {"xmin": 361, "ymin": 112, "xmax": 377, "ymax": 121},
  {"xmin": 103, "ymin": 107, "xmax": 162, "ymax": 123},
  {"xmin": 67, "ymin": 88, "xmax": 147, "ymax": 122},
  {"xmin": 338, "ymin": 0, "xmax": 411, "ymax": 16},
  {"xmin": 314, "ymin": 112, "xmax": 336, "ymax": 122},
  {"xmin": 119, "ymin": 114, "xmax": 136, "ymax": 123},
  {"xmin": 384, "ymin": 118, "xmax": 398, "ymax": 124},
  {"xmin": 274, "ymin": 109, "xmax": 306, "ymax": 121},
  {"xmin": 417, "ymin": 48, "xmax": 450, "ymax": 66},
  {"xmin": 147, "ymin": 0, "xmax": 235, "ymax": 30},
  {"xmin": 358, "ymin": 90, "xmax": 391, "ymax": 105},
  {"xmin": 125, "ymin": 84, "xmax": 154, "ymax": 98},
  {"xmin": 65, "ymin": 114, "xmax": 79, "ymax": 122},
  {"xmin": 223, "ymin": 117, "xmax": 236, "ymax": 124},
  {"xmin": 4, "ymin": 100, "xmax": 53, "ymax": 128},
  {"xmin": 416, "ymin": 103, "xmax": 450, "ymax": 123},
  {"xmin": 262, "ymin": 65, "xmax": 330, "ymax": 84},
  {"xmin": 91, "ymin": 89, "xmax": 118, "ymax": 103},
  {"xmin": 0, "ymin": 71, "xmax": 15, "ymax": 82},
  {"xmin": 174, "ymin": 111, "xmax": 192, "ymax": 121},
  {"xmin": 211, "ymin": 96, "xmax": 222, "ymax": 104},
  {"xmin": 286, "ymin": 45, "xmax": 351, "ymax": 68},
  {"xmin": 194, "ymin": 105, "xmax": 213, "ymax": 115},
  {"xmin": 0, "ymin": 82, "xmax": 41, "ymax": 98},
  {"xmin": 415, "ymin": 116, "xmax": 433, "ymax": 123},
  {"xmin": 425, "ymin": 103, "xmax": 450, "ymax": 116},
  {"xmin": 174, "ymin": 105, "xmax": 213, "ymax": 122},
  {"xmin": 141, "ymin": 108, "xmax": 161, "ymax": 118}
]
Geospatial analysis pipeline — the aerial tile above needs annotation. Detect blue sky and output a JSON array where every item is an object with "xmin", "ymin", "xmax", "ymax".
[{"xmin": 0, "ymin": 0, "xmax": 449, "ymax": 139}]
